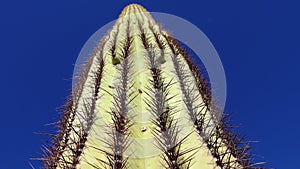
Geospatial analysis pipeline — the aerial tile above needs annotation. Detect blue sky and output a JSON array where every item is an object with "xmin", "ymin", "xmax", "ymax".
[{"xmin": 0, "ymin": 0, "xmax": 299, "ymax": 168}]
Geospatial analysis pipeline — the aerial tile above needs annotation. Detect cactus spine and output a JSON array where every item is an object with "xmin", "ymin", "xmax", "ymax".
[{"xmin": 41, "ymin": 4, "xmax": 265, "ymax": 169}]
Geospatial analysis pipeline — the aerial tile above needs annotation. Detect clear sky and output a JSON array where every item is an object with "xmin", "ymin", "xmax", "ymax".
[{"xmin": 0, "ymin": 0, "xmax": 299, "ymax": 168}]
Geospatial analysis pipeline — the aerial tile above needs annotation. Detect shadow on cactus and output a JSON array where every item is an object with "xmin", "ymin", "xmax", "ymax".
[{"xmin": 36, "ymin": 3, "xmax": 267, "ymax": 169}]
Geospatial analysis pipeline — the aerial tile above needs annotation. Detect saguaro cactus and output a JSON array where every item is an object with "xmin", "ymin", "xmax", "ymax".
[{"xmin": 41, "ymin": 4, "xmax": 265, "ymax": 169}]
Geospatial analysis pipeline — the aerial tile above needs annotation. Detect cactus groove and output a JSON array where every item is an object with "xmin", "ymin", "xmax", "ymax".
[{"xmin": 40, "ymin": 4, "xmax": 266, "ymax": 169}]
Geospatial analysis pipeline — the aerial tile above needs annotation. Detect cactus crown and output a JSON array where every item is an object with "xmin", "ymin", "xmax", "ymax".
[{"xmin": 39, "ymin": 4, "xmax": 266, "ymax": 169}]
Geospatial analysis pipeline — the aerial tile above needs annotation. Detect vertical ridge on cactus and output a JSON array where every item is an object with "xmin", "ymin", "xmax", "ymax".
[{"xmin": 40, "ymin": 3, "xmax": 266, "ymax": 169}]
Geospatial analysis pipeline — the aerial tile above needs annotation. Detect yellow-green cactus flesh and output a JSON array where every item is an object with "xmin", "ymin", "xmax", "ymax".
[{"xmin": 41, "ymin": 4, "xmax": 266, "ymax": 169}]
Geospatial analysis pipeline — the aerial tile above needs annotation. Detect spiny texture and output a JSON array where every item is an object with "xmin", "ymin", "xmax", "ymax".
[{"xmin": 40, "ymin": 4, "xmax": 266, "ymax": 169}]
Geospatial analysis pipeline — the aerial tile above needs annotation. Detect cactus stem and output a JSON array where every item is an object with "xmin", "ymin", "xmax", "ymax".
[{"xmin": 38, "ymin": 4, "xmax": 267, "ymax": 169}]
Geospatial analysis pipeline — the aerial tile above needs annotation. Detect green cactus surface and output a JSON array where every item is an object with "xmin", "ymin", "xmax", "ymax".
[{"xmin": 41, "ymin": 4, "xmax": 266, "ymax": 169}]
